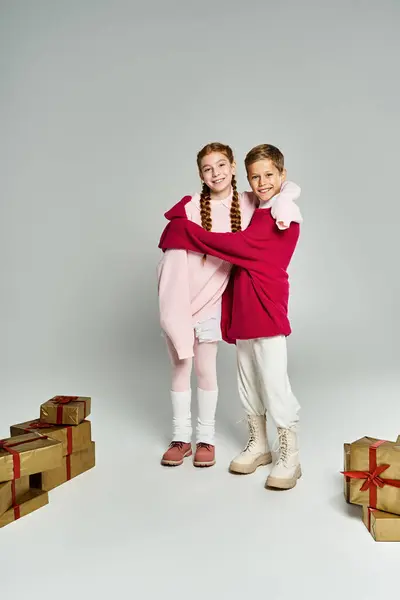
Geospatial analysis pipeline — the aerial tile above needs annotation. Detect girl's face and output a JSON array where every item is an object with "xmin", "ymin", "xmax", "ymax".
[
  {"xmin": 199, "ymin": 152, "xmax": 235, "ymax": 198},
  {"xmin": 247, "ymin": 158, "xmax": 286, "ymax": 203}
]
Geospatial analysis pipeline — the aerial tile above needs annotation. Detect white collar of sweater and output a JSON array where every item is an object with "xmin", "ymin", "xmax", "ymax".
[{"xmin": 191, "ymin": 191, "xmax": 233, "ymax": 211}]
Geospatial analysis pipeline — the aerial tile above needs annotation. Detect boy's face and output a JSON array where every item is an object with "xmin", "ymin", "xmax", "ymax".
[{"xmin": 247, "ymin": 158, "xmax": 286, "ymax": 203}]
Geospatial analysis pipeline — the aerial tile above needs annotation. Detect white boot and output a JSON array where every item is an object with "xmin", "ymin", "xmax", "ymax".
[
  {"xmin": 266, "ymin": 427, "xmax": 302, "ymax": 489},
  {"xmin": 229, "ymin": 414, "xmax": 272, "ymax": 474}
]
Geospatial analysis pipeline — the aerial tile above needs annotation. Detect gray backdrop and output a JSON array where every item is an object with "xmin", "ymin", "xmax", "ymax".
[
  {"xmin": 2, "ymin": 0, "xmax": 399, "ymax": 429},
  {"xmin": 1, "ymin": 1, "xmax": 400, "ymax": 597}
]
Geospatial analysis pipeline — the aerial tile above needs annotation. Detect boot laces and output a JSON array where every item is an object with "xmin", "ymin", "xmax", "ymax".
[
  {"xmin": 170, "ymin": 441, "xmax": 186, "ymax": 450},
  {"xmin": 197, "ymin": 442, "xmax": 213, "ymax": 450},
  {"xmin": 274, "ymin": 428, "xmax": 289, "ymax": 465},
  {"xmin": 243, "ymin": 418, "xmax": 258, "ymax": 452}
]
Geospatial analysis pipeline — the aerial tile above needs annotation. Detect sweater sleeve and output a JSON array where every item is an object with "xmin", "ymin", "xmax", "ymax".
[
  {"xmin": 271, "ymin": 181, "xmax": 303, "ymax": 230},
  {"xmin": 157, "ymin": 249, "xmax": 194, "ymax": 359},
  {"xmin": 159, "ymin": 219, "xmax": 267, "ymax": 270}
]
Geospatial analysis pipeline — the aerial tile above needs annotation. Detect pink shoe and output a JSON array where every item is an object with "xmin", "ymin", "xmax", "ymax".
[
  {"xmin": 161, "ymin": 441, "xmax": 192, "ymax": 466},
  {"xmin": 193, "ymin": 443, "xmax": 216, "ymax": 468}
]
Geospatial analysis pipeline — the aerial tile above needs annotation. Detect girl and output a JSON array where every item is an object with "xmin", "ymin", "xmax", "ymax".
[{"xmin": 157, "ymin": 142, "xmax": 301, "ymax": 469}]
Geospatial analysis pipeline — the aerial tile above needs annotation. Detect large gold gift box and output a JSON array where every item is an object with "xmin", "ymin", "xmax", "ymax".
[
  {"xmin": 362, "ymin": 506, "xmax": 400, "ymax": 542},
  {"xmin": 40, "ymin": 396, "xmax": 91, "ymax": 426},
  {"xmin": 10, "ymin": 419, "xmax": 92, "ymax": 457},
  {"xmin": 343, "ymin": 436, "xmax": 400, "ymax": 514},
  {"xmin": 0, "ymin": 476, "xmax": 30, "ymax": 517},
  {"xmin": 0, "ymin": 433, "xmax": 63, "ymax": 482},
  {"xmin": 30, "ymin": 442, "xmax": 95, "ymax": 492},
  {"xmin": 0, "ymin": 489, "xmax": 49, "ymax": 529}
]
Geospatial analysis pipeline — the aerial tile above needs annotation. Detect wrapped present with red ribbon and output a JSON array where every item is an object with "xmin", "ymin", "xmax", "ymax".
[
  {"xmin": 0, "ymin": 488, "xmax": 49, "ymax": 529},
  {"xmin": 0, "ymin": 433, "xmax": 63, "ymax": 482},
  {"xmin": 0, "ymin": 476, "xmax": 30, "ymax": 517},
  {"xmin": 341, "ymin": 436, "xmax": 400, "ymax": 514},
  {"xmin": 40, "ymin": 396, "xmax": 91, "ymax": 426},
  {"xmin": 10, "ymin": 419, "xmax": 92, "ymax": 457},
  {"xmin": 31, "ymin": 442, "xmax": 95, "ymax": 492},
  {"xmin": 362, "ymin": 506, "xmax": 400, "ymax": 542}
]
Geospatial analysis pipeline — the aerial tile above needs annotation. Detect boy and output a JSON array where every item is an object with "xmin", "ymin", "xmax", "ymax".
[{"xmin": 158, "ymin": 144, "xmax": 302, "ymax": 490}]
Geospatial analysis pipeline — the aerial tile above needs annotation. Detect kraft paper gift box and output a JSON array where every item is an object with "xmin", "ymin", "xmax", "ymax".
[
  {"xmin": 342, "ymin": 436, "xmax": 400, "ymax": 514},
  {"xmin": 362, "ymin": 506, "xmax": 400, "ymax": 542},
  {"xmin": 0, "ymin": 433, "xmax": 63, "ymax": 482},
  {"xmin": 10, "ymin": 419, "xmax": 92, "ymax": 457},
  {"xmin": 0, "ymin": 488, "xmax": 49, "ymax": 529},
  {"xmin": 30, "ymin": 441, "xmax": 95, "ymax": 492},
  {"xmin": 0, "ymin": 476, "xmax": 30, "ymax": 517},
  {"xmin": 40, "ymin": 396, "xmax": 91, "ymax": 426}
]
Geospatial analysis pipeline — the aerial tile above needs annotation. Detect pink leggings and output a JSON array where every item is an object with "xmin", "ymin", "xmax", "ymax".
[{"xmin": 166, "ymin": 337, "xmax": 218, "ymax": 392}]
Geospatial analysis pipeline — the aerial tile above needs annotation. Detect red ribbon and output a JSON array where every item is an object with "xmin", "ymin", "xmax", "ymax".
[
  {"xmin": 11, "ymin": 480, "xmax": 20, "ymax": 520},
  {"xmin": 51, "ymin": 396, "xmax": 86, "ymax": 425},
  {"xmin": 25, "ymin": 420, "xmax": 73, "ymax": 455},
  {"xmin": 342, "ymin": 440, "xmax": 400, "ymax": 507},
  {"xmin": 66, "ymin": 455, "xmax": 71, "ymax": 481},
  {"xmin": 0, "ymin": 435, "xmax": 48, "ymax": 480}
]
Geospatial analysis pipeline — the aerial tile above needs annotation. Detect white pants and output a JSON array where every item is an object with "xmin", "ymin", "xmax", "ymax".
[{"xmin": 236, "ymin": 336, "xmax": 300, "ymax": 429}]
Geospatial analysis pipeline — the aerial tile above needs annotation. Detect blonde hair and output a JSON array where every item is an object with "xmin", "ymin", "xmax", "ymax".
[{"xmin": 245, "ymin": 144, "xmax": 284, "ymax": 173}]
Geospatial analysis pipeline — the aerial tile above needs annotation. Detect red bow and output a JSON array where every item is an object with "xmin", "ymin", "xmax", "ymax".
[
  {"xmin": 52, "ymin": 396, "xmax": 79, "ymax": 405},
  {"xmin": 26, "ymin": 420, "xmax": 55, "ymax": 429},
  {"xmin": 343, "ymin": 464, "xmax": 392, "ymax": 491}
]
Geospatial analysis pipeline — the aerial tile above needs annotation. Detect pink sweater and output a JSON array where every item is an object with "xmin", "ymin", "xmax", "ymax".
[{"xmin": 157, "ymin": 183, "xmax": 302, "ymax": 359}]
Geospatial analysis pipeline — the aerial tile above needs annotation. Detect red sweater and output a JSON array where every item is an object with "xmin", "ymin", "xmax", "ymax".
[{"xmin": 159, "ymin": 196, "xmax": 300, "ymax": 343}]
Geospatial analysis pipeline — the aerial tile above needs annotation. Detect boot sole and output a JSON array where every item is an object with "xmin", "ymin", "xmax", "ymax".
[
  {"xmin": 161, "ymin": 450, "xmax": 192, "ymax": 467},
  {"xmin": 265, "ymin": 465, "xmax": 302, "ymax": 489},
  {"xmin": 229, "ymin": 452, "xmax": 272, "ymax": 475},
  {"xmin": 193, "ymin": 459, "xmax": 216, "ymax": 468}
]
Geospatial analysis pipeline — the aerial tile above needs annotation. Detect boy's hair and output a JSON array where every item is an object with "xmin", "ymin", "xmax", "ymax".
[
  {"xmin": 245, "ymin": 144, "xmax": 285, "ymax": 174},
  {"xmin": 196, "ymin": 142, "xmax": 241, "ymax": 234}
]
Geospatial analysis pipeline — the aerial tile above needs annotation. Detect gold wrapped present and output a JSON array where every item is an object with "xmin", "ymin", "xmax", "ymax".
[
  {"xmin": 10, "ymin": 419, "xmax": 92, "ymax": 457},
  {"xmin": 30, "ymin": 442, "xmax": 95, "ymax": 492},
  {"xmin": 342, "ymin": 436, "xmax": 400, "ymax": 514},
  {"xmin": 363, "ymin": 506, "xmax": 400, "ymax": 542},
  {"xmin": 0, "ymin": 489, "xmax": 48, "ymax": 528},
  {"xmin": 0, "ymin": 476, "xmax": 30, "ymax": 517},
  {"xmin": 0, "ymin": 433, "xmax": 63, "ymax": 482},
  {"xmin": 40, "ymin": 396, "xmax": 91, "ymax": 426}
]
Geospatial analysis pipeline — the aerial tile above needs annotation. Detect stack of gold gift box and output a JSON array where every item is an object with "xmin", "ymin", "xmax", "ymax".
[
  {"xmin": 343, "ymin": 434, "xmax": 400, "ymax": 542},
  {"xmin": 0, "ymin": 395, "xmax": 95, "ymax": 528}
]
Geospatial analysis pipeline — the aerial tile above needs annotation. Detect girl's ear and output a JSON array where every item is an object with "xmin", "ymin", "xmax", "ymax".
[{"xmin": 281, "ymin": 168, "xmax": 287, "ymax": 183}]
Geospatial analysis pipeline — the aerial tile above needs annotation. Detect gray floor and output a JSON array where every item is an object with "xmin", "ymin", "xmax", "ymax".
[{"xmin": 1, "ymin": 360, "xmax": 400, "ymax": 599}]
